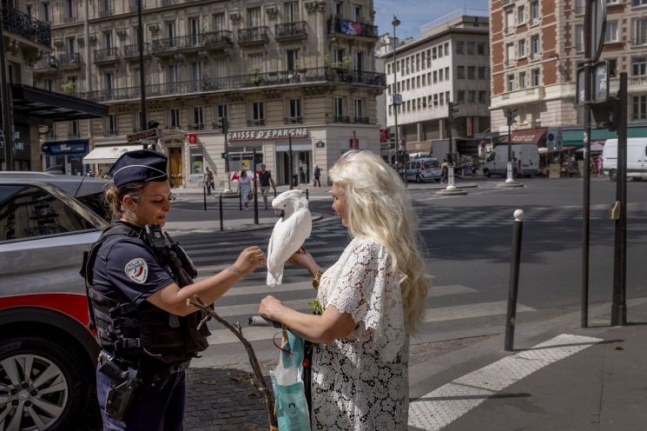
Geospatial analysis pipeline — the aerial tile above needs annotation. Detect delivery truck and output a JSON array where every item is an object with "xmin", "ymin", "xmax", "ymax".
[{"xmin": 482, "ymin": 144, "xmax": 539, "ymax": 178}]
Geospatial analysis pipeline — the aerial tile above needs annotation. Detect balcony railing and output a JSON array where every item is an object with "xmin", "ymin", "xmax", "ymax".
[
  {"xmin": 333, "ymin": 116, "xmax": 351, "ymax": 123},
  {"xmin": 98, "ymin": 7, "xmax": 113, "ymax": 18},
  {"xmin": 238, "ymin": 26, "xmax": 270, "ymax": 45},
  {"xmin": 632, "ymin": 36, "xmax": 647, "ymax": 46},
  {"xmin": 275, "ymin": 21, "xmax": 308, "ymax": 40},
  {"xmin": 2, "ymin": 4, "xmax": 51, "ymax": 48},
  {"xmin": 354, "ymin": 116, "xmax": 370, "ymax": 124},
  {"xmin": 327, "ymin": 18, "xmax": 378, "ymax": 39},
  {"xmin": 162, "ymin": 0, "xmax": 177, "ymax": 6},
  {"xmin": 151, "ymin": 32, "xmax": 233, "ymax": 54},
  {"xmin": 79, "ymin": 67, "xmax": 386, "ymax": 103},
  {"xmin": 33, "ymin": 55, "xmax": 57, "ymax": 70},
  {"xmin": 94, "ymin": 47, "xmax": 119, "ymax": 63},
  {"xmin": 124, "ymin": 43, "xmax": 151, "ymax": 58},
  {"xmin": 58, "ymin": 53, "xmax": 81, "ymax": 67},
  {"xmin": 285, "ymin": 116, "xmax": 304, "ymax": 124},
  {"xmin": 201, "ymin": 31, "xmax": 234, "ymax": 48},
  {"xmin": 248, "ymin": 119, "xmax": 266, "ymax": 127}
]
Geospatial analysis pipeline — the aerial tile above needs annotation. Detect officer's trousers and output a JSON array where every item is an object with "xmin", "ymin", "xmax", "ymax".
[{"xmin": 97, "ymin": 365, "xmax": 186, "ymax": 431}]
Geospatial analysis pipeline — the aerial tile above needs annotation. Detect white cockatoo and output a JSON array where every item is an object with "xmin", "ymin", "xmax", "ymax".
[{"xmin": 266, "ymin": 189, "xmax": 312, "ymax": 286}]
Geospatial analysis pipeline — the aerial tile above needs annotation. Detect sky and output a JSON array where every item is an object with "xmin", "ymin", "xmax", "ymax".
[{"xmin": 372, "ymin": 0, "xmax": 490, "ymax": 40}]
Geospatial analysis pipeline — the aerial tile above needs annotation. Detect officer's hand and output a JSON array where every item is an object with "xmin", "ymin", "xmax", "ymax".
[
  {"xmin": 234, "ymin": 246, "xmax": 265, "ymax": 276},
  {"xmin": 259, "ymin": 295, "xmax": 283, "ymax": 322}
]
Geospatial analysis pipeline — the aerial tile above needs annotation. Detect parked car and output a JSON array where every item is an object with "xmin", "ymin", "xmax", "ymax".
[{"xmin": 0, "ymin": 175, "xmax": 109, "ymax": 430}]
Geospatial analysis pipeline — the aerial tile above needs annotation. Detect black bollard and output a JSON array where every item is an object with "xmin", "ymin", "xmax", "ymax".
[
  {"xmin": 203, "ymin": 183, "xmax": 207, "ymax": 211},
  {"xmin": 305, "ymin": 189, "xmax": 309, "ymax": 200},
  {"xmin": 504, "ymin": 209, "xmax": 525, "ymax": 352},
  {"xmin": 239, "ymin": 187, "xmax": 242, "ymax": 211},
  {"xmin": 219, "ymin": 194, "xmax": 224, "ymax": 232}
]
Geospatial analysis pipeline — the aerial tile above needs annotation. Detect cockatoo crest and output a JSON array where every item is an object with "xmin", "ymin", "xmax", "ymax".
[{"xmin": 266, "ymin": 190, "xmax": 312, "ymax": 286}]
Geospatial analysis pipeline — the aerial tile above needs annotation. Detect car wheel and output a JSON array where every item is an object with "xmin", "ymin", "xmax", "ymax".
[
  {"xmin": 609, "ymin": 170, "xmax": 617, "ymax": 182},
  {"xmin": 483, "ymin": 169, "xmax": 490, "ymax": 178},
  {"xmin": 0, "ymin": 336, "xmax": 93, "ymax": 431}
]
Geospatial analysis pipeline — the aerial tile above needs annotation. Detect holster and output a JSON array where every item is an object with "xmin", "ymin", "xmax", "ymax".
[{"xmin": 98, "ymin": 351, "xmax": 140, "ymax": 421}]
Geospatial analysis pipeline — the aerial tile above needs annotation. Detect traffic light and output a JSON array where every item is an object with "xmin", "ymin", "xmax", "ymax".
[
  {"xmin": 216, "ymin": 117, "xmax": 229, "ymax": 134},
  {"xmin": 254, "ymin": 153, "xmax": 263, "ymax": 164},
  {"xmin": 506, "ymin": 108, "xmax": 518, "ymax": 127},
  {"xmin": 448, "ymin": 102, "xmax": 459, "ymax": 123},
  {"xmin": 221, "ymin": 152, "xmax": 228, "ymax": 160}
]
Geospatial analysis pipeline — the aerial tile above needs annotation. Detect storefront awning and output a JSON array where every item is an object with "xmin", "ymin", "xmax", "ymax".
[
  {"xmin": 11, "ymin": 84, "xmax": 109, "ymax": 123},
  {"xmin": 500, "ymin": 128, "xmax": 547, "ymax": 145},
  {"xmin": 83, "ymin": 145, "xmax": 143, "ymax": 164},
  {"xmin": 560, "ymin": 127, "xmax": 647, "ymax": 147}
]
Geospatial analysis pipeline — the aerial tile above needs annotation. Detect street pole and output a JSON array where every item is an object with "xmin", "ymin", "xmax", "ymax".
[
  {"xmin": 223, "ymin": 117, "xmax": 231, "ymax": 192},
  {"xmin": 505, "ymin": 108, "xmax": 517, "ymax": 183},
  {"xmin": 392, "ymin": 16, "xmax": 401, "ymax": 174},
  {"xmin": 446, "ymin": 105, "xmax": 455, "ymax": 190},
  {"xmin": 581, "ymin": 0, "xmax": 593, "ymax": 328},
  {"xmin": 0, "ymin": 5, "xmax": 15, "ymax": 171},
  {"xmin": 252, "ymin": 149, "xmax": 259, "ymax": 224},
  {"xmin": 137, "ymin": 0, "xmax": 147, "ymax": 142},
  {"xmin": 288, "ymin": 132, "xmax": 294, "ymax": 190}
]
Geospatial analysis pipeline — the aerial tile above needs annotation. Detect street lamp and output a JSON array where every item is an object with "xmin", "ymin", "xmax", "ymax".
[
  {"xmin": 288, "ymin": 131, "xmax": 294, "ymax": 190},
  {"xmin": 137, "ymin": 0, "xmax": 148, "ymax": 147},
  {"xmin": 391, "ymin": 16, "xmax": 402, "ymax": 177}
]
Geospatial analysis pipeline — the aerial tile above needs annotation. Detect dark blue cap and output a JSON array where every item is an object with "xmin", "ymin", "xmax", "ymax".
[{"xmin": 109, "ymin": 150, "xmax": 168, "ymax": 187}]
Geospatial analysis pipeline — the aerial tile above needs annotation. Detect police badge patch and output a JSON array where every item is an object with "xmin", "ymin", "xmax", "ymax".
[{"xmin": 125, "ymin": 258, "xmax": 148, "ymax": 284}]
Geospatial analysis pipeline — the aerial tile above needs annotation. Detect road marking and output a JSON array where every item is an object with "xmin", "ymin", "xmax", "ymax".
[
  {"xmin": 424, "ymin": 301, "xmax": 534, "ymax": 322},
  {"xmin": 408, "ymin": 334, "xmax": 602, "ymax": 431}
]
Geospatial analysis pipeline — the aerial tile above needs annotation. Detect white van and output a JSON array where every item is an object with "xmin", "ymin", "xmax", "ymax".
[
  {"xmin": 404, "ymin": 157, "xmax": 441, "ymax": 182},
  {"xmin": 482, "ymin": 144, "xmax": 539, "ymax": 178},
  {"xmin": 602, "ymin": 138, "xmax": 647, "ymax": 181}
]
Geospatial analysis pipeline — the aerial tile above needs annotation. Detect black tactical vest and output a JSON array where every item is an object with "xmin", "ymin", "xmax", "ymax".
[{"xmin": 82, "ymin": 223, "xmax": 209, "ymax": 364}]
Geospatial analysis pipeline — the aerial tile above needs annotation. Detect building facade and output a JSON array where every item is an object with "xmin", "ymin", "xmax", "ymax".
[
  {"xmin": 490, "ymin": 0, "xmax": 647, "ymax": 147},
  {"xmin": 31, "ymin": 0, "xmax": 385, "ymax": 187},
  {"xmin": 380, "ymin": 10, "xmax": 491, "ymax": 158}
]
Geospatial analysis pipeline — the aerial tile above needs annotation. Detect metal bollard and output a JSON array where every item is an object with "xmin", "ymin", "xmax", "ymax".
[
  {"xmin": 504, "ymin": 209, "xmax": 525, "ymax": 352},
  {"xmin": 203, "ymin": 184, "xmax": 207, "ymax": 211},
  {"xmin": 219, "ymin": 194, "xmax": 224, "ymax": 232},
  {"xmin": 305, "ymin": 189, "xmax": 309, "ymax": 200},
  {"xmin": 238, "ymin": 188, "xmax": 242, "ymax": 211}
]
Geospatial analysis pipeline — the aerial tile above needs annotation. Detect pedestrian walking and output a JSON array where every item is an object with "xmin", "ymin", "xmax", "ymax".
[
  {"xmin": 82, "ymin": 150, "xmax": 265, "ymax": 431},
  {"xmin": 239, "ymin": 169, "xmax": 252, "ymax": 210},
  {"xmin": 204, "ymin": 166, "xmax": 214, "ymax": 195},
  {"xmin": 313, "ymin": 165, "xmax": 321, "ymax": 187},
  {"xmin": 259, "ymin": 150, "xmax": 428, "ymax": 430},
  {"xmin": 440, "ymin": 159, "xmax": 449, "ymax": 183},
  {"xmin": 258, "ymin": 164, "xmax": 276, "ymax": 210}
]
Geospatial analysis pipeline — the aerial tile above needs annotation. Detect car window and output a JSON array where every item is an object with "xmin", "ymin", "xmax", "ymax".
[
  {"xmin": 77, "ymin": 192, "xmax": 111, "ymax": 221},
  {"xmin": 423, "ymin": 160, "xmax": 439, "ymax": 169},
  {"xmin": 0, "ymin": 185, "xmax": 100, "ymax": 241}
]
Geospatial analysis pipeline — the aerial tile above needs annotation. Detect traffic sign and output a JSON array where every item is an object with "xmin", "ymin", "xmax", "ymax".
[
  {"xmin": 126, "ymin": 128, "xmax": 160, "ymax": 144},
  {"xmin": 589, "ymin": 0, "xmax": 607, "ymax": 62},
  {"xmin": 576, "ymin": 61, "xmax": 609, "ymax": 105},
  {"xmin": 390, "ymin": 94, "xmax": 402, "ymax": 106}
]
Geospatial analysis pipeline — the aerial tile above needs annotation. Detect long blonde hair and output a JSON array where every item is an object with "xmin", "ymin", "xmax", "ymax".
[{"xmin": 329, "ymin": 151, "xmax": 429, "ymax": 334}]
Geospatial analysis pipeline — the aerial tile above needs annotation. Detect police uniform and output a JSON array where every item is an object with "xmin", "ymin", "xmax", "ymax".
[{"xmin": 84, "ymin": 150, "xmax": 207, "ymax": 431}]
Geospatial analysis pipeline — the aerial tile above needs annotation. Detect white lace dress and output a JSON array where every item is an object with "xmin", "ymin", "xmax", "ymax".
[{"xmin": 311, "ymin": 238, "xmax": 409, "ymax": 430}]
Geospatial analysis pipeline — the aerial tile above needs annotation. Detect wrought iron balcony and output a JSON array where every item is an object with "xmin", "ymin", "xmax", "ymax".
[
  {"xmin": 151, "ymin": 33, "xmax": 232, "ymax": 54},
  {"xmin": 58, "ymin": 53, "xmax": 81, "ymax": 68},
  {"xmin": 80, "ymin": 68, "xmax": 386, "ymax": 103},
  {"xmin": 202, "ymin": 31, "xmax": 234, "ymax": 49},
  {"xmin": 124, "ymin": 43, "xmax": 151, "ymax": 58},
  {"xmin": 2, "ymin": 4, "xmax": 51, "ymax": 48},
  {"xmin": 275, "ymin": 21, "xmax": 308, "ymax": 40},
  {"xmin": 33, "ymin": 55, "xmax": 57, "ymax": 71},
  {"xmin": 161, "ymin": 0, "xmax": 177, "ymax": 6},
  {"xmin": 247, "ymin": 119, "xmax": 266, "ymax": 127},
  {"xmin": 285, "ymin": 116, "xmax": 304, "ymax": 124},
  {"xmin": 63, "ymin": 15, "xmax": 76, "ymax": 23},
  {"xmin": 354, "ymin": 117, "xmax": 370, "ymax": 124},
  {"xmin": 94, "ymin": 47, "xmax": 119, "ymax": 63},
  {"xmin": 238, "ymin": 26, "xmax": 270, "ymax": 45},
  {"xmin": 333, "ymin": 116, "xmax": 351, "ymax": 123},
  {"xmin": 327, "ymin": 18, "xmax": 377, "ymax": 39},
  {"xmin": 98, "ymin": 7, "xmax": 113, "ymax": 18}
]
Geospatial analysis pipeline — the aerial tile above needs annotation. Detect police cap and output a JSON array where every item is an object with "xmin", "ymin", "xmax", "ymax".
[{"xmin": 110, "ymin": 150, "xmax": 168, "ymax": 187}]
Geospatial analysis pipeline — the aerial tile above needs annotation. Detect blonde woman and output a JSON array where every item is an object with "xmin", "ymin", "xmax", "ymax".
[{"xmin": 260, "ymin": 150, "xmax": 429, "ymax": 430}]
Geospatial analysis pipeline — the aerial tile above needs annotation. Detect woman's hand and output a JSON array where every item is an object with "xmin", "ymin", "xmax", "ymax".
[
  {"xmin": 234, "ymin": 246, "xmax": 265, "ymax": 276},
  {"xmin": 288, "ymin": 247, "xmax": 319, "ymax": 275},
  {"xmin": 259, "ymin": 295, "xmax": 283, "ymax": 322}
]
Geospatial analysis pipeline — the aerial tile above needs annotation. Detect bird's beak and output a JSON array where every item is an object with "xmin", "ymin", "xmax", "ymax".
[{"xmin": 277, "ymin": 209, "xmax": 285, "ymax": 218}]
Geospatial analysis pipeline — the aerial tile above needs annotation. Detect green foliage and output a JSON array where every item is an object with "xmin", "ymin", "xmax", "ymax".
[{"xmin": 308, "ymin": 298, "xmax": 323, "ymax": 316}]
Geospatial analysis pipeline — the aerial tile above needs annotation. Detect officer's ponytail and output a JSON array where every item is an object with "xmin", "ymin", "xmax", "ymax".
[{"xmin": 105, "ymin": 183, "xmax": 146, "ymax": 219}]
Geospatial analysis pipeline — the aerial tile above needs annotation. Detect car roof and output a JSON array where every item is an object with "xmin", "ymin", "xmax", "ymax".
[{"xmin": 0, "ymin": 173, "xmax": 110, "ymax": 198}]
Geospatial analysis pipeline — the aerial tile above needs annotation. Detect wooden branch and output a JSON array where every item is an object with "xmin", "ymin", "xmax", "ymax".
[{"xmin": 188, "ymin": 295, "xmax": 278, "ymax": 430}]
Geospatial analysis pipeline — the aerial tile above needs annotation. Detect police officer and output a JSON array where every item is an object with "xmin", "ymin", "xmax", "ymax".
[{"xmin": 84, "ymin": 150, "xmax": 265, "ymax": 431}]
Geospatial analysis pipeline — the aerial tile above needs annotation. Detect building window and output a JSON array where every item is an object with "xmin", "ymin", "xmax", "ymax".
[
  {"xmin": 42, "ymin": 2, "xmax": 50, "ymax": 22},
  {"xmin": 506, "ymin": 43, "xmax": 515, "ymax": 65},
  {"xmin": 287, "ymin": 98, "xmax": 301, "ymax": 123},
  {"xmin": 505, "ymin": 11, "xmax": 514, "ymax": 33},
  {"xmin": 466, "ymin": 42, "xmax": 475, "ymax": 55},
  {"xmin": 335, "ymin": 1, "xmax": 343, "ymax": 16},
  {"xmin": 65, "ymin": 0, "xmax": 74, "ymax": 20},
  {"xmin": 334, "ymin": 97, "xmax": 345, "ymax": 119},
  {"xmin": 192, "ymin": 107, "xmax": 204, "ymax": 130},
  {"xmin": 575, "ymin": 24, "xmax": 584, "ymax": 51},
  {"xmin": 457, "ymin": 66, "xmax": 465, "ymax": 79},
  {"xmin": 70, "ymin": 120, "xmax": 80, "ymax": 138},
  {"xmin": 444, "ymin": 42, "xmax": 449, "ymax": 56},
  {"xmin": 635, "ymin": 18, "xmax": 647, "ymax": 45},
  {"xmin": 354, "ymin": 98, "xmax": 365, "ymax": 121},
  {"xmin": 530, "ymin": 34, "xmax": 540, "ymax": 56},
  {"xmin": 506, "ymin": 74, "xmax": 515, "ymax": 91},
  {"xmin": 353, "ymin": 4, "xmax": 362, "ymax": 21},
  {"xmin": 478, "ymin": 66, "xmax": 487, "ymax": 79},
  {"xmin": 104, "ymin": 72, "xmax": 114, "ymax": 92},
  {"xmin": 106, "ymin": 114, "xmax": 117, "ymax": 135},
  {"xmin": 432, "ymin": 47, "xmax": 437, "ymax": 59},
  {"xmin": 518, "ymin": 39, "xmax": 526, "ymax": 57},
  {"xmin": 519, "ymin": 71, "xmax": 527, "ymax": 89},
  {"xmin": 517, "ymin": 5, "xmax": 525, "ymax": 25},
  {"xmin": 457, "ymin": 91, "xmax": 465, "ymax": 103},
  {"xmin": 632, "ymin": 57, "xmax": 647, "ymax": 76},
  {"xmin": 286, "ymin": 49, "xmax": 299, "ymax": 71},
  {"xmin": 478, "ymin": 91, "xmax": 487, "ymax": 103},
  {"xmin": 169, "ymin": 108, "xmax": 180, "ymax": 128},
  {"xmin": 605, "ymin": 20, "xmax": 619, "ymax": 43},
  {"xmin": 530, "ymin": 1, "xmax": 539, "ymax": 22},
  {"xmin": 216, "ymin": 104, "xmax": 228, "ymax": 125},
  {"xmin": 633, "ymin": 0, "xmax": 647, "ymax": 6},
  {"xmin": 608, "ymin": 58, "xmax": 618, "ymax": 77},
  {"xmin": 247, "ymin": 7, "xmax": 261, "ymax": 27},
  {"xmin": 477, "ymin": 43, "xmax": 486, "ymax": 55},
  {"xmin": 284, "ymin": 1, "xmax": 299, "ymax": 22},
  {"xmin": 467, "ymin": 66, "xmax": 475, "ymax": 79},
  {"xmin": 456, "ymin": 41, "xmax": 464, "ymax": 55},
  {"xmin": 251, "ymin": 101, "xmax": 265, "ymax": 126},
  {"xmin": 467, "ymin": 91, "xmax": 476, "ymax": 103},
  {"xmin": 531, "ymin": 68, "xmax": 541, "ymax": 86},
  {"xmin": 212, "ymin": 12, "xmax": 225, "ymax": 31},
  {"xmin": 433, "ymin": 70, "xmax": 438, "ymax": 83},
  {"xmin": 632, "ymin": 95, "xmax": 647, "ymax": 120}
]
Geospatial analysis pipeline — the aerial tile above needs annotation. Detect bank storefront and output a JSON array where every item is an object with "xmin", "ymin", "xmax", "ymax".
[{"xmin": 41, "ymin": 140, "xmax": 90, "ymax": 176}]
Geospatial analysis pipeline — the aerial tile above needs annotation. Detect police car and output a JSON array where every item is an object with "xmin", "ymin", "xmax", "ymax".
[{"xmin": 0, "ymin": 174, "xmax": 109, "ymax": 430}]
